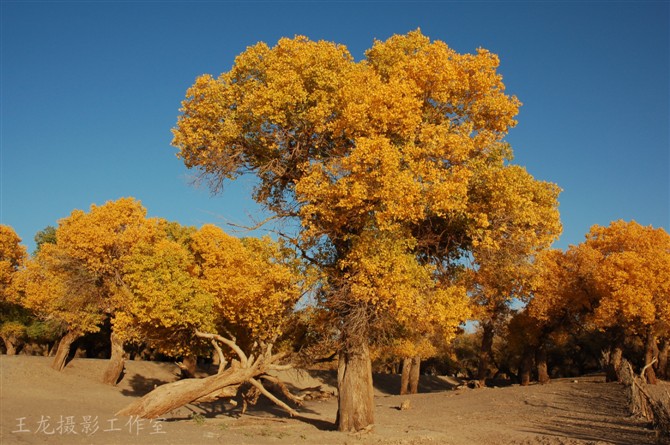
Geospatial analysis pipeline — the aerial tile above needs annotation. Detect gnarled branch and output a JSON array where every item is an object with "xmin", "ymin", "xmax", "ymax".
[{"xmin": 195, "ymin": 330, "xmax": 248, "ymax": 367}]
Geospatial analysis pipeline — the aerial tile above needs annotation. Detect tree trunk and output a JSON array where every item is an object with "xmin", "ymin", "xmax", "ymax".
[
  {"xmin": 336, "ymin": 337, "xmax": 374, "ymax": 432},
  {"xmin": 117, "ymin": 362, "xmax": 258, "ymax": 418},
  {"xmin": 657, "ymin": 339, "xmax": 668, "ymax": 380},
  {"xmin": 102, "ymin": 331, "xmax": 125, "ymax": 385},
  {"xmin": 536, "ymin": 344, "xmax": 550, "ymax": 384},
  {"xmin": 477, "ymin": 321, "xmax": 495, "ymax": 386},
  {"xmin": 606, "ymin": 338, "xmax": 624, "ymax": 382},
  {"xmin": 408, "ymin": 356, "xmax": 420, "ymax": 394},
  {"xmin": 399, "ymin": 357, "xmax": 412, "ymax": 395},
  {"xmin": 520, "ymin": 348, "xmax": 533, "ymax": 386},
  {"xmin": 643, "ymin": 329, "xmax": 658, "ymax": 385},
  {"xmin": 51, "ymin": 330, "xmax": 79, "ymax": 371},
  {"xmin": 1, "ymin": 336, "xmax": 17, "ymax": 355}
]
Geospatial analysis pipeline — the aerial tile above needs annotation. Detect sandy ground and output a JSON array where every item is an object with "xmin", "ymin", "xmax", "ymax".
[{"xmin": 0, "ymin": 355, "xmax": 661, "ymax": 445}]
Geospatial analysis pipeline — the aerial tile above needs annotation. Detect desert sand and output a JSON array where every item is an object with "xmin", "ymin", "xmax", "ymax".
[{"xmin": 0, "ymin": 355, "xmax": 660, "ymax": 445}]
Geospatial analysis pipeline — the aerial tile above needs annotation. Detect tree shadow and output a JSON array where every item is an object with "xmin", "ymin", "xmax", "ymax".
[
  {"xmin": 372, "ymin": 373, "xmax": 459, "ymax": 395},
  {"xmin": 120, "ymin": 374, "xmax": 172, "ymax": 397},
  {"xmin": 304, "ymin": 369, "xmax": 460, "ymax": 396}
]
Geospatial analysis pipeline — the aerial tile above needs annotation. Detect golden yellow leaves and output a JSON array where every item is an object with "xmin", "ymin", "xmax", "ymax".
[
  {"xmin": 584, "ymin": 221, "xmax": 670, "ymax": 333},
  {"xmin": 0, "ymin": 225, "xmax": 27, "ymax": 302},
  {"xmin": 191, "ymin": 225, "xmax": 303, "ymax": 343},
  {"xmin": 527, "ymin": 221, "xmax": 670, "ymax": 338}
]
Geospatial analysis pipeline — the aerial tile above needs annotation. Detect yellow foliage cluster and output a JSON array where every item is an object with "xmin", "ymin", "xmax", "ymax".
[
  {"xmin": 584, "ymin": 221, "xmax": 670, "ymax": 334},
  {"xmin": 0, "ymin": 225, "xmax": 27, "ymax": 303},
  {"xmin": 17, "ymin": 242, "xmax": 105, "ymax": 335},
  {"xmin": 527, "ymin": 220, "xmax": 670, "ymax": 339},
  {"xmin": 190, "ymin": 225, "xmax": 304, "ymax": 345},
  {"xmin": 13, "ymin": 198, "xmax": 303, "ymax": 357}
]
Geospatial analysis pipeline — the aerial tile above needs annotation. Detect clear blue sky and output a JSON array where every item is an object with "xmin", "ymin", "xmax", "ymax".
[{"xmin": 2, "ymin": 1, "xmax": 668, "ymax": 254}]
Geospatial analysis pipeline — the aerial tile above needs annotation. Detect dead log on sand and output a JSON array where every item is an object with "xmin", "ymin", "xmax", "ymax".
[
  {"xmin": 619, "ymin": 359, "xmax": 670, "ymax": 442},
  {"xmin": 116, "ymin": 331, "xmax": 300, "ymax": 419}
]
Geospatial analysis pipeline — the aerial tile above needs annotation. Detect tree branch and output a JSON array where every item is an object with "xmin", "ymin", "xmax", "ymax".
[
  {"xmin": 211, "ymin": 339, "xmax": 227, "ymax": 373},
  {"xmin": 248, "ymin": 377, "xmax": 299, "ymax": 417},
  {"xmin": 195, "ymin": 330, "xmax": 248, "ymax": 367},
  {"xmin": 640, "ymin": 358, "xmax": 658, "ymax": 380}
]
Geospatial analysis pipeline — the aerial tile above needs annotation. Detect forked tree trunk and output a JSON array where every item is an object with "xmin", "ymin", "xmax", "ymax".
[
  {"xmin": 336, "ymin": 338, "xmax": 374, "ymax": 432},
  {"xmin": 408, "ymin": 356, "xmax": 420, "ymax": 394},
  {"xmin": 657, "ymin": 339, "xmax": 668, "ymax": 380},
  {"xmin": 477, "ymin": 322, "xmax": 495, "ymax": 386},
  {"xmin": 51, "ymin": 330, "xmax": 79, "ymax": 371},
  {"xmin": 643, "ymin": 329, "xmax": 658, "ymax": 385},
  {"xmin": 536, "ymin": 344, "xmax": 550, "ymax": 384},
  {"xmin": 520, "ymin": 349, "xmax": 533, "ymax": 386},
  {"xmin": 102, "ymin": 332, "xmax": 125, "ymax": 385},
  {"xmin": 400, "ymin": 357, "xmax": 412, "ymax": 395}
]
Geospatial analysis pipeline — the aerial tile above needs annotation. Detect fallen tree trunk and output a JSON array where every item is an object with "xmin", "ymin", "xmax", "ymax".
[
  {"xmin": 117, "ymin": 362, "xmax": 260, "ymax": 418},
  {"xmin": 116, "ymin": 330, "xmax": 298, "ymax": 419}
]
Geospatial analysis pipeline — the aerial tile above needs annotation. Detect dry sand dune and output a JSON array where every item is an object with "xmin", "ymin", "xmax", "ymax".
[{"xmin": 0, "ymin": 355, "xmax": 659, "ymax": 444}]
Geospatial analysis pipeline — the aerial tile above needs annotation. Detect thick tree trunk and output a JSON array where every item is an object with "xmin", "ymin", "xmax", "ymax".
[
  {"xmin": 51, "ymin": 330, "xmax": 79, "ymax": 371},
  {"xmin": 477, "ymin": 321, "xmax": 495, "ymax": 386},
  {"xmin": 400, "ymin": 357, "xmax": 412, "ymax": 395},
  {"xmin": 102, "ymin": 332, "xmax": 125, "ymax": 385},
  {"xmin": 536, "ymin": 344, "xmax": 550, "ymax": 384},
  {"xmin": 643, "ymin": 329, "xmax": 658, "ymax": 385},
  {"xmin": 336, "ymin": 338, "xmax": 374, "ymax": 432},
  {"xmin": 657, "ymin": 339, "xmax": 668, "ymax": 380},
  {"xmin": 520, "ymin": 348, "xmax": 533, "ymax": 386},
  {"xmin": 408, "ymin": 356, "xmax": 420, "ymax": 394}
]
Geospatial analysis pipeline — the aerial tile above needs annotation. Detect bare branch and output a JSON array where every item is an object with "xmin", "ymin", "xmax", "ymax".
[
  {"xmin": 640, "ymin": 358, "xmax": 658, "ymax": 380},
  {"xmin": 211, "ymin": 339, "xmax": 227, "ymax": 373},
  {"xmin": 248, "ymin": 377, "xmax": 299, "ymax": 417},
  {"xmin": 195, "ymin": 330, "xmax": 248, "ymax": 367}
]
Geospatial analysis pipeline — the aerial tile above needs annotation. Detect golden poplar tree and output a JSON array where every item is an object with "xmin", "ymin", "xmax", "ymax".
[
  {"xmin": 525, "ymin": 221, "xmax": 670, "ymax": 384},
  {"xmin": 581, "ymin": 221, "xmax": 670, "ymax": 383},
  {"xmin": 171, "ymin": 30, "xmax": 548, "ymax": 430},
  {"xmin": 16, "ymin": 198, "xmax": 156, "ymax": 375}
]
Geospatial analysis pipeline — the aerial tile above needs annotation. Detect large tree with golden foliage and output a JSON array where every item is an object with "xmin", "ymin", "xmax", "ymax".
[
  {"xmin": 582, "ymin": 221, "xmax": 670, "ymax": 383},
  {"xmin": 171, "ymin": 30, "xmax": 549, "ymax": 431},
  {"xmin": 526, "ymin": 221, "xmax": 670, "ymax": 384},
  {"xmin": 15, "ymin": 198, "xmax": 156, "ymax": 376}
]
